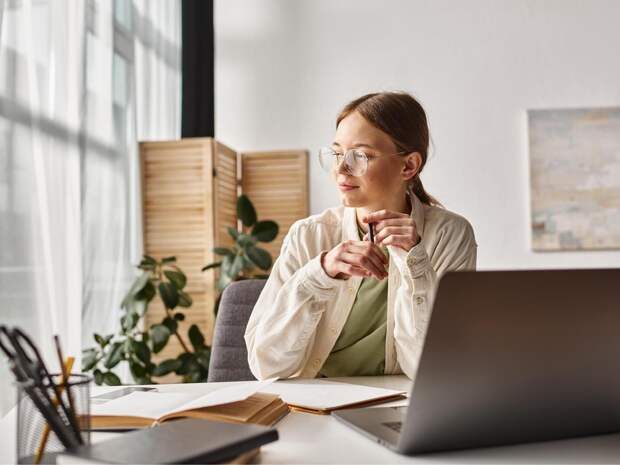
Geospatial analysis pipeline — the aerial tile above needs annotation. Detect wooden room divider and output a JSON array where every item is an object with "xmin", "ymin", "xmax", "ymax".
[{"xmin": 139, "ymin": 139, "xmax": 308, "ymax": 372}]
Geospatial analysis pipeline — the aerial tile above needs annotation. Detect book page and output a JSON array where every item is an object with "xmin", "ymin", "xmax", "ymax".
[
  {"xmin": 167, "ymin": 378, "xmax": 277, "ymax": 415},
  {"xmin": 91, "ymin": 391, "xmax": 193, "ymax": 419},
  {"xmin": 259, "ymin": 379, "xmax": 406, "ymax": 411}
]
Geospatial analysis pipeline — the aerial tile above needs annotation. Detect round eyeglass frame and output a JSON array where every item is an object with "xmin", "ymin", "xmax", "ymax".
[{"xmin": 318, "ymin": 147, "xmax": 408, "ymax": 177}]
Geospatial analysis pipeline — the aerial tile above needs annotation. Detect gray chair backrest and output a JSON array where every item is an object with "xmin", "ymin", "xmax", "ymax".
[{"xmin": 207, "ymin": 279, "xmax": 267, "ymax": 382}]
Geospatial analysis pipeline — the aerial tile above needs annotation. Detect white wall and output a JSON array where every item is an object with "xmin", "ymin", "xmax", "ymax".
[{"xmin": 215, "ymin": 0, "xmax": 620, "ymax": 270}]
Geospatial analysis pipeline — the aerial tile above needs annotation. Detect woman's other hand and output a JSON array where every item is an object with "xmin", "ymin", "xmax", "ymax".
[
  {"xmin": 363, "ymin": 210, "xmax": 421, "ymax": 251},
  {"xmin": 321, "ymin": 240, "xmax": 388, "ymax": 280}
]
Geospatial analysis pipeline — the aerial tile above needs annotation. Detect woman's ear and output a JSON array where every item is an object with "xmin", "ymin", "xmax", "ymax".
[{"xmin": 402, "ymin": 152, "xmax": 422, "ymax": 182}]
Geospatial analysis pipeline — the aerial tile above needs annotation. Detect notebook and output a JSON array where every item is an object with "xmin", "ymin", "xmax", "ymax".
[
  {"xmin": 260, "ymin": 379, "xmax": 407, "ymax": 414},
  {"xmin": 57, "ymin": 418, "xmax": 278, "ymax": 464},
  {"xmin": 89, "ymin": 379, "xmax": 288, "ymax": 429}
]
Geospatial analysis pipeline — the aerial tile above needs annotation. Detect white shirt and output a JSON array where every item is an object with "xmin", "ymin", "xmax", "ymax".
[{"xmin": 244, "ymin": 193, "xmax": 477, "ymax": 381}]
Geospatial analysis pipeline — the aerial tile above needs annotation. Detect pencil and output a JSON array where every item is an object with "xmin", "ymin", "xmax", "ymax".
[{"xmin": 35, "ymin": 356, "xmax": 75, "ymax": 464}]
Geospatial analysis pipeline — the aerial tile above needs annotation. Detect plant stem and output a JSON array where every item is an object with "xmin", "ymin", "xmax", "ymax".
[{"xmin": 166, "ymin": 308, "xmax": 191, "ymax": 353}]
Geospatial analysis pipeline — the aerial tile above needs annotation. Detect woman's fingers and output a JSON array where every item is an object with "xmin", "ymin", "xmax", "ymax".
[
  {"xmin": 346, "ymin": 241, "xmax": 388, "ymax": 268},
  {"xmin": 363, "ymin": 209, "xmax": 407, "ymax": 224},
  {"xmin": 335, "ymin": 260, "xmax": 371, "ymax": 278},
  {"xmin": 374, "ymin": 217, "xmax": 413, "ymax": 232},
  {"xmin": 340, "ymin": 251, "xmax": 387, "ymax": 280},
  {"xmin": 374, "ymin": 226, "xmax": 413, "ymax": 244},
  {"xmin": 380, "ymin": 234, "xmax": 416, "ymax": 251}
]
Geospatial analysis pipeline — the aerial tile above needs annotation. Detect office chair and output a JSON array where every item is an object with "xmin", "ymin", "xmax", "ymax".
[{"xmin": 207, "ymin": 279, "xmax": 266, "ymax": 382}]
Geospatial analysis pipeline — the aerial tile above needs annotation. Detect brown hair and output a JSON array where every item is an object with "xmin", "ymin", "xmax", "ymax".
[{"xmin": 336, "ymin": 91, "xmax": 440, "ymax": 207}]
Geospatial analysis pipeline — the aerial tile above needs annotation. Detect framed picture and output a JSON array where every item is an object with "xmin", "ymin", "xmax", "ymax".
[{"xmin": 528, "ymin": 107, "xmax": 620, "ymax": 251}]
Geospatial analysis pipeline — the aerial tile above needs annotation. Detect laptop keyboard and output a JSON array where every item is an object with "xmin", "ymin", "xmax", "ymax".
[{"xmin": 382, "ymin": 421, "xmax": 403, "ymax": 433}]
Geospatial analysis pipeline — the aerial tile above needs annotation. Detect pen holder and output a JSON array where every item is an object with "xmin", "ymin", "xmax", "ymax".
[{"xmin": 16, "ymin": 373, "xmax": 91, "ymax": 464}]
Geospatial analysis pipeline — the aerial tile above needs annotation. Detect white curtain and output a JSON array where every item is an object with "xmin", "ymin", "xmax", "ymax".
[{"xmin": 0, "ymin": 0, "xmax": 181, "ymax": 416}]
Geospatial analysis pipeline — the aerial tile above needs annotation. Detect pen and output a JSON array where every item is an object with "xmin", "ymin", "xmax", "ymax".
[
  {"xmin": 53, "ymin": 335, "xmax": 83, "ymax": 444},
  {"xmin": 368, "ymin": 222, "xmax": 375, "ymax": 243}
]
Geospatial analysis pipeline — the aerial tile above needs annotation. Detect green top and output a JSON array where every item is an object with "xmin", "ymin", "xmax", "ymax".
[{"xmin": 319, "ymin": 225, "xmax": 389, "ymax": 377}]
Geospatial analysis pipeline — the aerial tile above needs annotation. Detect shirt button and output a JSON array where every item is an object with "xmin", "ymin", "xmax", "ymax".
[
  {"xmin": 416, "ymin": 296, "xmax": 425, "ymax": 305},
  {"xmin": 313, "ymin": 358, "xmax": 321, "ymax": 366},
  {"xmin": 347, "ymin": 287, "xmax": 354, "ymax": 294},
  {"xmin": 331, "ymin": 327, "xmax": 338, "ymax": 335}
]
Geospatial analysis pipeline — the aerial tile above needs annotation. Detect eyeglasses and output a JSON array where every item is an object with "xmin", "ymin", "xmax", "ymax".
[{"xmin": 318, "ymin": 147, "xmax": 408, "ymax": 177}]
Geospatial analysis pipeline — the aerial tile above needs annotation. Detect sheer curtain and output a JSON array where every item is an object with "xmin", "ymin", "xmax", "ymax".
[{"xmin": 0, "ymin": 0, "xmax": 181, "ymax": 416}]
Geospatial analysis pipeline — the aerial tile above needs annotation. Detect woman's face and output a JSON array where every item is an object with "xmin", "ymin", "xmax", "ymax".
[{"xmin": 332, "ymin": 111, "xmax": 415, "ymax": 210}]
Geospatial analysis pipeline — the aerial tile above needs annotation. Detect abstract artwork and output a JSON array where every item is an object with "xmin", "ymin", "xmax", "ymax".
[{"xmin": 528, "ymin": 107, "xmax": 620, "ymax": 251}]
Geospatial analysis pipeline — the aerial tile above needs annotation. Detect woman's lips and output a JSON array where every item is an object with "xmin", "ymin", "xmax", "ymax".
[{"xmin": 338, "ymin": 184, "xmax": 359, "ymax": 192}]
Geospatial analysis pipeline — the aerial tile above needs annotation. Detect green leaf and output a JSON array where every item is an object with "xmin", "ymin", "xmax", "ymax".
[
  {"xmin": 135, "ymin": 280, "xmax": 156, "ymax": 302},
  {"xmin": 162, "ymin": 316, "xmax": 178, "ymax": 334},
  {"xmin": 103, "ymin": 342, "xmax": 124, "ymax": 369},
  {"xmin": 188, "ymin": 324, "xmax": 205, "ymax": 351},
  {"xmin": 251, "ymin": 220, "xmax": 279, "ymax": 242},
  {"xmin": 176, "ymin": 353, "xmax": 199, "ymax": 375},
  {"xmin": 227, "ymin": 226, "xmax": 239, "ymax": 240},
  {"xmin": 126, "ymin": 298, "xmax": 148, "ymax": 316},
  {"xmin": 82, "ymin": 348, "xmax": 99, "ymax": 372},
  {"xmin": 93, "ymin": 369, "xmax": 103, "ymax": 385},
  {"xmin": 178, "ymin": 290, "xmax": 192, "ymax": 307},
  {"xmin": 161, "ymin": 256, "xmax": 177, "ymax": 264},
  {"xmin": 131, "ymin": 339, "xmax": 151, "ymax": 365},
  {"xmin": 185, "ymin": 371, "xmax": 203, "ymax": 383},
  {"xmin": 174, "ymin": 312, "xmax": 186, "ymax": 321},
  {"xmin": 121, "ymin": 272, "xmax": 151, "ymax": 309},
  {"xmin": 103, "ymin": 371, "xmax": 121, "ymax": 386},
  {"xmin": 138, "ymin": 255, "xmax": 157, "ymax": 270},
  {"xmin": 158, "ymin": 282, "xmax": 179, "ymax": 309},
  {"xmin": 121, "ymin": 312, "xmax": 139, "ymax": 332},
  {"xmin": 196, "ymin": 348, "xmax": 211, "ymax": 370},
  {"xmin": 201, "ymin": 262, "xmax": 222, "ymax": 271},
  {"xmin": 129, "ymin": 361, "xmax": 146, "ymax": 380},
  {"xmin": 152, "ymin": 359, "xmax": 183, "ymax": 377},
  {"xmin": 164, "ymin": 270, "xmax": 187, "ymax": 290},
  {"xmin": 237, "ymin": 233, "xmax": 258, "ymax": 248},
  {"xmin": 150, "ymin": 324, "xmax": 171, "ymax": 353},
  {"xmin": 213, "ymin": 247, "xmax": 234, "ymax": 257},
  {"xmin": 246, "ymin": 246, "xmax": 273, "ymax": 270},
  {"xmin": 237, "ymin": 195, "xmax": 257, "ymax": 227}
]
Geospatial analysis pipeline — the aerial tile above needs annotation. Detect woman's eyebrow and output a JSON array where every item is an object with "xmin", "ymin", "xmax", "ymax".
[{"xmin": 331, "ymin": 142, "xmax": 377, "ymax": 149}]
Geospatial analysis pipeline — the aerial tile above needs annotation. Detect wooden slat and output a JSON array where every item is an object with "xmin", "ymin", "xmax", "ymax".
[{"xmin": 240, "ymin": 150, "xmax": 309, "ymax": 264}]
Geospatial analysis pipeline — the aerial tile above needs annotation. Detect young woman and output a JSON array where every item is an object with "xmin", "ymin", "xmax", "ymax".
[{"xmin": 245, "ymin": 91, "xmax": 477, "ymax": 381}]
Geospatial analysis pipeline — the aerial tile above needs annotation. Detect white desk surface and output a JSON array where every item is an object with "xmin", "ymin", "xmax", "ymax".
[{"xmin": 2, "ymin": 375, "xmax": 620, "ymax": 464}]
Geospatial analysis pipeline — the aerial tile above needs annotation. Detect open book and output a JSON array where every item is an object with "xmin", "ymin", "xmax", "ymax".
[{"xmin": 90, "ymin": 379, "xmax": 288, "ymax": 429}]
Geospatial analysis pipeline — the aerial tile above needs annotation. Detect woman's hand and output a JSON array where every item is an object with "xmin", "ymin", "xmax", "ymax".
[
  {"xmin": 363, "ymin": 210, "xmax": 421, "ymax": 251},
  {"xmin": 321, "ymin": 240, "xmax": 388, "ymax": 280}
]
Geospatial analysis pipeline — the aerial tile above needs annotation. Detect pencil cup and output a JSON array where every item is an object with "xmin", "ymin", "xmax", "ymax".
[{"xmin": 16, "ymin": 373, "xmax": 91, "ymax": 464}]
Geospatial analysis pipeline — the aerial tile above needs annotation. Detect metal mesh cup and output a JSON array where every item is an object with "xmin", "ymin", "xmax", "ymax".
[{"xmin": 16, "ymin": 373, "xmax": 91, "ymax": 464}]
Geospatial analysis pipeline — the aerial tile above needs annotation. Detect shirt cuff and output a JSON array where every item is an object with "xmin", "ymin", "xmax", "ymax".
[
  {"xmin": 405, "ymin": 242, "xmax": 431, "ymax": 279},
  {"xmin": 298, "ymin": 252, "xmax": 342, "ymax": 295},
  {"xmin": 389, "ymin": 242, "xmax": 431, "ymax": 280}
]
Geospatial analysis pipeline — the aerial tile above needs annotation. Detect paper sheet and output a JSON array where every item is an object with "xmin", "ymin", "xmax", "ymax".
[{"xmin": 259, "ymin": 379, "xmax": 406, "ymax": 410}]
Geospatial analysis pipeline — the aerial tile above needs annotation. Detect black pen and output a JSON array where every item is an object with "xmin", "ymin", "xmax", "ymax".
[{"xmin": 368, "ymin": 222, "xmax": 375, "ymax": 243}]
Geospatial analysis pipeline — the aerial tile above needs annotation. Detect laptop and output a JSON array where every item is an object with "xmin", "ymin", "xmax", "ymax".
[{"xmin": 333, "ymin": 269, "xmax": 620, "ymax": 455}]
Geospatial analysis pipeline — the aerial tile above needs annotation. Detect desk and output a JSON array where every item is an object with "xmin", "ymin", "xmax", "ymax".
[{"xmin": 2, "ymin": 376, "xmax": 620, "ymax": 464}]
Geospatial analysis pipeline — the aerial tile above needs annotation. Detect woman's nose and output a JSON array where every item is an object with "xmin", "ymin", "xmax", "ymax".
[{"xmin": 335, "ymin": 156, "xmax": 349, "ymax": 175}]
